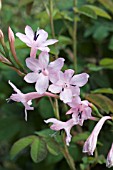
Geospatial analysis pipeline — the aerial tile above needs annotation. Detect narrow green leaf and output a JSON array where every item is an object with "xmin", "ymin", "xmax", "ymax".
[
  {"xmin": 99, "ymin": 0, "xmax": 113, "ymax": 14},
  {"xmin": 30, "ymin": 137, "xmax": 47, "ymax": 163},
  {"xmin": 10, "ymin": 135, "xmax": 35, "ymax": 159},
  {"xmin": 78, "ymin": 6, "xmax": 97, "ymax": 19},
  {"xmin": 91, "ymin": 88, "xmax": 113, "ymax": 94},
  {"xmin": 100, "ymin": 58, "xmax": 113, "ymax": 69},
  {"xmin": 86, "ymin": 94, "xmax": 109, "ymax": 113},
  {"xmin": 85, "ymin": 5, "xmax": 111, "ymax": 19},
  {"xmin": 86, "ymin": 94, "xmax": 113, "ymax": 114}
]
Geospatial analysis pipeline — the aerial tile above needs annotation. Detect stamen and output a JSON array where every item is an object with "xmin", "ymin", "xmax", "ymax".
[
  {"xmin": 38, "ymin": 70, "xmax": 42, "ymax": 74},
  {"xmin": 34, "ymin": 31, "xmax": 39, "ymax": 41},
  {"xmin": 6, "ymin": 98, "xmax": 15, "ymax": 104},
  {"xmin": 78, "ymin": 112, "xmax": 82, "ymax": 119}
]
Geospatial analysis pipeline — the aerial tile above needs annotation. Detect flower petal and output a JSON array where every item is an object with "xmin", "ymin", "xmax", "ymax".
[
  {"xmin": 35, "ymin": 74, "xmax": 49, "ymax": 94},
  {"xmin": 26, "ymin": 57, "xmax": 41, "ymax": 71},
  {"xmin": 64, "ymin": 69, "xmax": 75, "ymax": 82},
  {"xmin": 8, "ymin": 80, "xmax": 22, "ymax": 94},
  {"xmin": 16, "ymin": 33, "xmax": 31, "ymax": 45},
  {"xmin": 70, "ymin": 86, "xmax": 80, "ymax": 96},
  {"xmin": 49, "ymin": 84, "xmax": 62, "ymax": 93},
  {"xmin": 36, "ymin": 29, "xmax": 48, "ymax": 44},
  {"xmin": 48, "ymin": 58, "xmax": 65, "ymax": 73},
  {"xmin": 25, "ymin": 25, "xmax": 34, "ymax": 40},
  {"xmin": 60, "ymin": 88, "xmax": 72, "ymax": 103},
  {"xmin": 67, "ymin": 96, "xmax": 81, "ymax": 108},
  {"xmin": 37, "ymin": 46, "xmax": 50, "ymax": 52},
  {"xmin": 70, "ymin": 73, "xmax": 89, "ymax": 87},
  {"xmin": 24, "ymin": 72, "xmax": 39, "ymax": 83},
  {"xmin": 38, "ymin": 52, "xmax": 49, "ymax": 68},
  {"xmin": 43, "ymin": 39, "xmax": 58, "ymax": 46}
]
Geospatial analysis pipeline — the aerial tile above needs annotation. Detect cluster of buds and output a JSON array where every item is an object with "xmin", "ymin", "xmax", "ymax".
[{"xmin": 0, "ymin": 25, "xmax": 113, "ymax": 168}]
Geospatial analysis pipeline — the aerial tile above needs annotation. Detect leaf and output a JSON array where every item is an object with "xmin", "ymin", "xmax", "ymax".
[
  {"xmin": 35, "ymin": 129, "xmax": 55, "ymax": 138},
  {"xmin": 78, "ymin": 6, "xmax": 97, "ymax": 19},
  {"xmin": 87, "ymin": 63, "xmax": 103, "ymax": 71},
  {"xmin": 47, "ymin": 140, "xmax": 60, "ymax": 156},
  {"xmin": 86, "ymin": 94, "xmax": 113, "ymax": 113},
  {"xmin": 93, "ymin": 26, "xmax": 109, "ymax": 41},
  {"xmin": 72, "ymin": 132, "xmax": 90, "ymax": 142},
  {"xmin": 19, "ymin": 0, "xmax": 34, "ymax": 6},
  {"xmin": 91, "ymin": 88, "xmax": 113, "ymax": 94},
  {"xmin": 84, "ymin": 5, "xmax": 111, "ymax": 19},
  {"xmin": 98, "ymin": 0, "xmax": 113, "ymax": 14},
  {"xmin": 100, "ymin": 58, "xmax": 113, "ymax": 69},
  {"xmin": 30, "ymin": 137, "xmax": 47, "ymax": 163},
  {"xmin": 10, "ymin": 135, "xmax": 35, "ymax": 159}
]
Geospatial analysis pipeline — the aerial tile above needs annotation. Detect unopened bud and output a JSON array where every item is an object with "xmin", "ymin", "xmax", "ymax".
[
  {"xmin": 0, "ymin": 29, "xmax": 4, "ymax": 44},
  {"xmin": 8, "ymin": 27, "xmax": 15, "ymax": 42}
]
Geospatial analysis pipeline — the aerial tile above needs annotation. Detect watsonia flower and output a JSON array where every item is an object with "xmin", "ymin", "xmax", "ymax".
[
  {"xmin": 24, "ymin": 51, "xmax": 64, "ymax": 94},
  {"xmin": 49, "ymin": 69, "xmax": 89, "ymax": 103},
  {"xmin": 67, "ymin": 97, "xmax": 92, "ymax": 126},
  {"xmin": 83, "ymin": 116, "xmax": 112, "ymax": 155},
  {"xmin": 16, "ymin": 25, "xmax": 58, "ymax": 58},
  {"xmin": 44, "ymin": 118, "xmax": 77, "ymax": 146},
  {"xmin": 106, "ymin": 143, "xmax": 113, "ymax": 168}
]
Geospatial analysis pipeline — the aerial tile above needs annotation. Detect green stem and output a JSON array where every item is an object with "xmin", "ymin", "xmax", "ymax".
[
  {"xmin": 61, "ymin": 133, "xmax": 76, "ymax": 170},
  {"xmin": 49, "ymin": 0, "xmax": 55, "ymax": 39},
  {"xmin": 49, "ymin": 0, "xmax": 58, "ymax": 59},
  {"xmin": 54, "ymin": 98, "xmax": 60, "ymax": 120},
  {"xmin": 73, "ymin": 0, "xmax": 77, "ymax": 72}
]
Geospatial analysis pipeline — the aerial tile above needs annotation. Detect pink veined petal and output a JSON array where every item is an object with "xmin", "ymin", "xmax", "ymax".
[
  {"xmin": 35, "ymin": 74, "xmax": 49, "ymax": 94},
  {"xmin": 66, "ymin": 108, "xmax": 73, "ymax": 115},
  {"xmin": 26, "ymin": 57, "xmax": 41, "ymax": 71},
  {"xmin": 25, "ymin": 25, "xmax": 34, "ymax": 40},
  {"xmin": 60, "ymin": 88, "xmax": 72, "ymax": 103},
  {"xmin": 64, "ymin": 69, "xmax": 75, "ymax": 82},
  {"xmin": 70, "ymin": 86, "xmax": 80, "ymax": 96},
  {"xmin": 48, "ymin": 84, "xmax": 62, "ymax": 93},
  {"xmin": 38, "ymin": 51, "xmax": 49, "ymax": 68},
  {"xmin": 67, "ymin": 96, "xmax": 81, "ymax": 108},
  {"xmin": 81, "ymin": 100, "xmax": 89, "ymax": 106},
  {"xmin": 70, "ymin": 73, "xmax": 89, "ymax": 87},
  {"xmin": 48, "ymin": 58, "xmax": 65, "ymax": 72},
  {"xmin": 16, "ymin": 33, "xmax": 31, "ymax": 45},
  {"xmin": 10, "ymin": 94, "xmax": 23, "ymax": 102},
  {"xmin": 82, "ymin": 107, "xmax": 92, "ymax": 119},
  {"xmin": 106, "ymin": 143, "xmax": 113, "ymax": 168},
  {"xmin": 49, "ymin": 72, "xmax": 59, "ymax": 83},
  {"xmin": 43, "ymin": 39, "xmax": 58, "ymax": 46},
  {"xmin": 36, "ymin": 29, "xmax": 48, "ymax": 44},
  {"xmin": 8, "ymin": 80, "xmax": 22, "ymax": 94},
  {"xmin": 37, "ymin": 46, "xmax": 50, "ymax": 52},
  {"xmin": 24, "ymin": 72, "xmax": 39, "ymax": 83}
]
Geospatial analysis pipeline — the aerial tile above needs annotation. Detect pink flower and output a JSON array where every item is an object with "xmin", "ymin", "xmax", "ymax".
[
  {"xmin": 24, "ymin": 52, "xmax": 64, "ymax": 94},
  {"xmin": 16, "ymin": 25, "xmax": 58, "ymax": 58},
  {"xmin": 83, "ymin": 116, "xmax": 112, "ymax": 155},
  {"xmin": 106, "ymin": 143, "xmax": 113, "ymax": 168},
  {"xmin": 8, "ymin": 81, "xmax": 42, "ymax": 121},
  {"xmin": 49, "ymin": 69, "xmax": 89, "ymax": 103},
  {"xmin": 44, "ymin": 118, "xmax": 76, "ymax": 146},
  {"xmin": 66, "ymin": 97, "xmax": 92, "ymax": 126}
]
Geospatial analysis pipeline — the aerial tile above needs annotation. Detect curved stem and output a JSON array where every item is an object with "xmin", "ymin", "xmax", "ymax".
[
  {"xmin": 73, "ymin": 0, "xmax": 77, "ymax": 72},
  {"xmin": 61, "ymin": 133, "xmax": 76, "ymax": 170}
]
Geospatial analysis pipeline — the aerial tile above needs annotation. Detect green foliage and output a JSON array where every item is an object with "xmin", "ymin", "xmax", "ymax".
[
  {"xmin": 30, "ymin": 137, "xmax": 47, "ymax": 163},
  {"xmin": 1, "ymin": 0, "xmax": 113, "ymax": 169}
]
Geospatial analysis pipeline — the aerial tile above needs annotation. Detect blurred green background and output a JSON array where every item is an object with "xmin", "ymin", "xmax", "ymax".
[{"xmin": 0, "ymin": 0, "xmax": 113, "ymax": 169}]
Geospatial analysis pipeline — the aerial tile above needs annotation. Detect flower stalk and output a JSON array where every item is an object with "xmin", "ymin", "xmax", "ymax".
[{"xmin": 73, "ymin": 0, "xmax": 77, "ymax": 72}]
